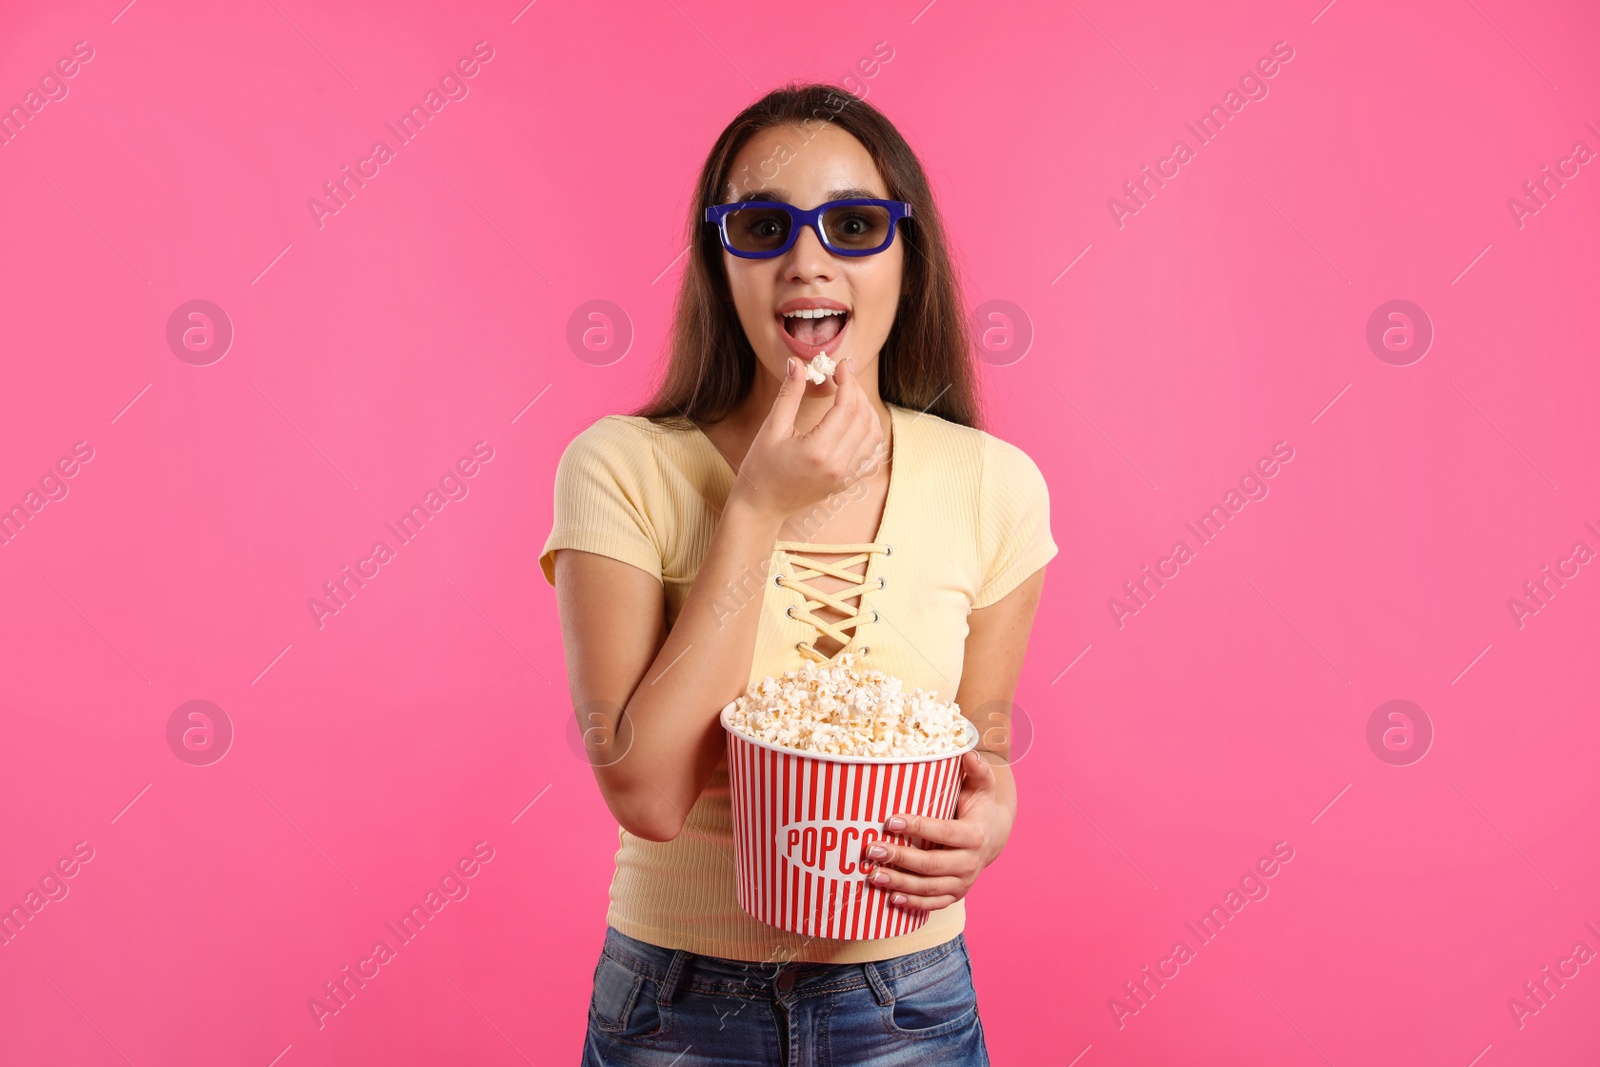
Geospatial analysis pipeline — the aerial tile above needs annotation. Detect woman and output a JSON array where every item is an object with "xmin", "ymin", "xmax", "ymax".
[{"xmin": 540, "ymin": 82, "xmax": 1057, "ymax": 1066}]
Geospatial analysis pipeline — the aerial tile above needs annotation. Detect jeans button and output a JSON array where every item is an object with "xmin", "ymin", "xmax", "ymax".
[{"xmin": 776, "ymin": 970, "xmax": 795, "ymax": 993}]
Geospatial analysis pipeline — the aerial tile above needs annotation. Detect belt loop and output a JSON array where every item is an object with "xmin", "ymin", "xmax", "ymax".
[
  {"xmin": 861, "ymin": 960, "xmax": 894, "ymax": 1006},
  {"xmin": 657, "ymin": 948, "xmax": 691, "ymax": 1009}
]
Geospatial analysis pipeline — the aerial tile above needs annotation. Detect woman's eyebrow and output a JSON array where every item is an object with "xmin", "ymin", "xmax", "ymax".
[{"xmin": 730, "ymin": 187, "xmax": 884, "ymax": 205}]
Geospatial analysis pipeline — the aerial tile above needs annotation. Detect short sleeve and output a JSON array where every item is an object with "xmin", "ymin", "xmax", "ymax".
[
  {"xmin": 974, "ymin": 434, "xmax": 1059, "ymax": 608},
  {"xmin": 538, "ymin": 417, "xmax": 664, "ymax": 587}
]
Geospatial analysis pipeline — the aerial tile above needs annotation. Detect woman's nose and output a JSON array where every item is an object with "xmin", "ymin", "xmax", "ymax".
[{"xmin": 783, "ymin": 220, "xmax": 837, "ymax": 280}]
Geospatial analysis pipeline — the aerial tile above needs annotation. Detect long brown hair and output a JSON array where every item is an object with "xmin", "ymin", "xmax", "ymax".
[{"xmin": 629, "ymin": 82, "xmax": 985, "ymax": 431}]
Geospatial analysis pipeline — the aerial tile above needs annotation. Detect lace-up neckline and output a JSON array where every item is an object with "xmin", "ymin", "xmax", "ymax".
[
  {"xmin": 773, "ymin": 541, "xmax": 890, "ymax": 663},
  {"xmin": 691, "ymin": 404, "xmax": 901, "ymax": 666}
]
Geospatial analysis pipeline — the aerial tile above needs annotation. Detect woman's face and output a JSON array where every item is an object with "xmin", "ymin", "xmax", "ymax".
[{"xmin": 717, "ymin": 123, "xmax": 905, "ymax": 396}]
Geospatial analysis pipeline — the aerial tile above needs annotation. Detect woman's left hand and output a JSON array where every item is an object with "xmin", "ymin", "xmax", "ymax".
[{"xmin": 862, "ymin": 750, "xmax": 1012, "ymax": 911}]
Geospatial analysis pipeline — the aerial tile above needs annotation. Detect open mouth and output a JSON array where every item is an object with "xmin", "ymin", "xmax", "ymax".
[{"xmin": 781, "ymin": 308, "xmax": 851, "ymax": 347}]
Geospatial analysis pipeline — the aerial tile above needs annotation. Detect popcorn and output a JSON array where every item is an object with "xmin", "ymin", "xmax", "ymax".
[
  {"xmin": 802, "ymin": 352, "xmax": 838, "ymax": 384},
  {"xmin": 722, "ymin": 652, "xmax": 970, "ymax": 759}
]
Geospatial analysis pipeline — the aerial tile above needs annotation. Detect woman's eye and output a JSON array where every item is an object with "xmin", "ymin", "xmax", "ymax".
[
  {"xmin": 739, "ymin": 217, "xmax": 782, "ymax": 239},
  {"xmin": 830, "ymin": 213, "xmax": 881, "ymax": 241}
]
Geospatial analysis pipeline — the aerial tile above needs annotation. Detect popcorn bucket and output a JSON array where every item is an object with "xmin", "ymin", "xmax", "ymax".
[{"xmin": 720, "ymin": 706, "xmax": 979, "ymax": 940}]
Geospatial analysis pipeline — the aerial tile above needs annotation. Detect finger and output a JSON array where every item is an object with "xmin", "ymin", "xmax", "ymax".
[
  {"xmin": 834, "ymin": 352, "xmax": 855, "ymax": 387},
  {"xmin": 833, "ymin": 354, "xmax": 860, "ymax": 404},
  {"xmin": 849, "ymin": 422, "xmax": 890, "ymax": 484},
  {"xmin": 960, "ymin": 749, "xmax": 999, "ymax": 791},
  {"xmin": 955, "ymin": 757, "xmax": 999, "ymax": 819},
  {"xmin": 867, "ymin": 839, "xmax": 969, "ymax": 877},
  {"xmin": 888, "ymin": 891, "xmax": 962, "ymax": 912},
  {"xmin": 802, "ymin": 358, "xmax": 858, "ymax": 445},
  {"xmin": 823, "ymin": 395, "xmax": 877, "ymax": 479},
  {"xmin": 884, "ymin": 812, "xmax": 985, "ymax": 851},
  {"xmin": 761, "ymin": 356, "xmax": 807, "ymax": 439},
  {"xmin": 864, "ymin": 867, "xmax": 968, "ymax": 898},
  {"xmin": 858, "ymin": 401, "xmax": 888, "ymax": 472},
  {"xmin": 829, "ymin": 354, "xmax": 861, "ymax": 411},
  {"xmin": 826, "ymin": 369, "xmax": 883, "ymax": 474},
  {"xmin": 839, "ymin": 357, "xmax": 870, "ymax": 414}
]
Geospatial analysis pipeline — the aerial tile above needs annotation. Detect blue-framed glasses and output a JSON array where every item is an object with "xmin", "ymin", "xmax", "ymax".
[{"xmin": 704, "ymin": 198, "xmax": 913, "ymax": 259}]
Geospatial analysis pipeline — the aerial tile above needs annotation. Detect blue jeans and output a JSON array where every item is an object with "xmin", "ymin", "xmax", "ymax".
[{"xmin": 580, "ymin": 926, "xmax": 990, "ymax": 1066}]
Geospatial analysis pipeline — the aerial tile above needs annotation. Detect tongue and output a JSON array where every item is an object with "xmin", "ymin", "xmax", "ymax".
[{"xmin": 792, "ymin": 314, "xmax": 843, "ymax": 346}]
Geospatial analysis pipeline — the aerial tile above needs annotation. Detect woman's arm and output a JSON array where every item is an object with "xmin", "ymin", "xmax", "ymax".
[
  {"xmin": 552, "ymin": 493, "xmax": 787, "ymax": 842},
  {"xmin": 956, "ymin": 563, "xmax": 1048, "ymax": 839},
  {"xmin": 855, "ymin": 566, "xmax": 1047, "ymax": 909},
  {"xmin": 551, "ymin": 358, "xmax": 883, "ymax": 842}
]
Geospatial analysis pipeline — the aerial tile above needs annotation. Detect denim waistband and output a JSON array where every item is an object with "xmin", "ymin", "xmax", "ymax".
[{"xmin": 600, "ymin": 925, "xmax": 967, "ymax": 1003}]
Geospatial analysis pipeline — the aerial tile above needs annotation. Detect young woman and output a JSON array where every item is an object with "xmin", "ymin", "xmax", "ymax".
[{"xmin": 540, "ymin": 83, "xmax": 1057, "ymax": 1066}]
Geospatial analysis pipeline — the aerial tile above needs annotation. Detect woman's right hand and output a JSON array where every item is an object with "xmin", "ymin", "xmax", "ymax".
[{"xmin": 729, "ymin": 355, "xmax": 886, "ymax": 522}]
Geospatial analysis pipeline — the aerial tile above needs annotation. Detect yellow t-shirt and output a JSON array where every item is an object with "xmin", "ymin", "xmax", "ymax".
[{"xmin": 539, "ymin": 400, "xmax": 1058, "ymax": 963}]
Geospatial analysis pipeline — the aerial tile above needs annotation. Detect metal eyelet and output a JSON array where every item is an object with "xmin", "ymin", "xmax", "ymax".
[
  {"xmin": 882, "ymin": 544, "xmax": 893, "ymax": 556},
  {"xmin": 773, "ymin": 574, "xmax": 784, "ymax": 587},
  {"xmin": 858, "ymin": 646, "xmax": 871, "ymax": 655},
  {"xmin": 870, "ymin": 609, "xmax": 880, "ymax": 623},
  {"xmin": 877, "ymin": 576, "xmax": 887, "ymax": 590},
  {"xmin": 785, "ymin": 605, "xmax": 796, "ymax": 619}
]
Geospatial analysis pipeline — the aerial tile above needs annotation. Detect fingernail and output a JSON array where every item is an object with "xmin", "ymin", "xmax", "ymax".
[
  {"xmin": 886, "ymin": 816, "xmax": 907, "ymax": 832},
  {"xmin": 786, "ymin": 357, "xmax": 796, "ymax": 378},
  {"xmin": 866, "ymin": 844, "xmax": 887, "ymax": 860},
  {"xmin": 892, "ymin": 894, "xmax": 906, "ymax": 905},
  {"xmin": 871, "ymin": 870, "xmax": 890, "ymax": 884}
]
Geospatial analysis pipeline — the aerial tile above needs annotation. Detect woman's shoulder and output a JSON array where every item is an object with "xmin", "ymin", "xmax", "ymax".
[
  {"xmin": 557, "ymin": 413, "xmax": 692, "ymax": 462},
  {"xmin": 892, "ymin": 401, "xmax": 981, "ymax": 455},
  {"xmin": 553, "ymin": 414, "xmax": 719, "ymax": 529},
  {"xmin": 563, "ymin": 413, "xmax": 657, "ymax": 446},
  {"xmin": 891, "ymin": 403, "xmax": 1045, "ymax": 489}
]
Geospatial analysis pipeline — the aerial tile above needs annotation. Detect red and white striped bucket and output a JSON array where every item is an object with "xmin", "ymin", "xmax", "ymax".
[{"xmin": 720, "ymin": 705, "xmax": 978, "ymax": 940}]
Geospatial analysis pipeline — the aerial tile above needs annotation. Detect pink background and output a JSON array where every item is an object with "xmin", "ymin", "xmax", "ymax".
[{"xmin": 2, "ymin": 0, "xmax": 1597, "ymax": 1063}]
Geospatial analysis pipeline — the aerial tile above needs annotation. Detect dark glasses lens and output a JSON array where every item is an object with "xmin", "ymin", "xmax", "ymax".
[
  {"xmin": 820, "ymin": 203, "xmax": 892, "ymax": 251},
  {"xmin": 722, "ymin": 206, "xmax": 794, "ymax": 255}
]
